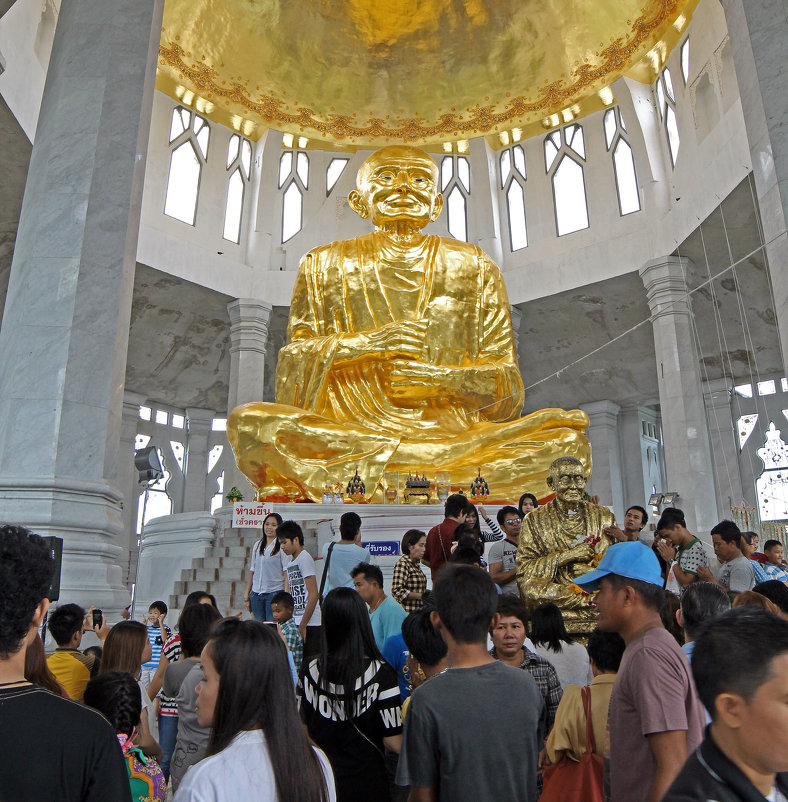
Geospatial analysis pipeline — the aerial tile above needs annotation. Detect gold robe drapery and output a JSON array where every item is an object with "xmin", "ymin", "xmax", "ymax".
[{"xmin": 229, "ymin": 233, "xmax": 590, "ymax": 501}]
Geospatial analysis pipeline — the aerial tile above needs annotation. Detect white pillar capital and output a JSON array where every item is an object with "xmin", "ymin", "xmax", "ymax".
[
  {"xmin": 185, "ymin": 407, "xmax": 215, "ymax": 432},
  {"xmin": 702, "ymin": 378, "xmax": 733, "ymax": 408},
  {"xmin": 583, "ymin": 400, "xmax": 622, "ymax": 429},
  {"xmin": 123, "ymin": 390, "xmax": 148, "ymax": 412},
  {"xmin": 640, "ymin": 256, "xmax": 693, "ymax": 319},
  {"xmin": 227, "ymin": 299, "xmax": 273, "ymax": 356}
]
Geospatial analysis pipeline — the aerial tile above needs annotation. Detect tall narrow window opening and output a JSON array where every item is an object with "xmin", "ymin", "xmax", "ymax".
[
  {"xmin": 440, "ymin": 155, "xmax": 471, "ymax": 242},
  {"xmin": 654, "ymin": 67, "xmax": 681, "ymax": 167},
  {"xmin": 223, "ymin": 134, "xmax": 252, "ymax": 243},
  {"xmin": 164, "ymin": 107, "xmax": 210, "ymax": 225},
  {"xmin": 326, "ymin": 158, "xmax": 350, "ymax": 194},
  {"xmin": 603, "ymin": 108, "xmax": 641, "ymax": 216},
  {"xmin": 280, "ymin": 148, "xmax": 309, "ymax": 243},
  {"xmin": 500, "ymin": 144, "xmax": 528, "ymax": 250},
  {"xmin": 545, "ymin": 124, "xmax": 589, "ymax": 236}
]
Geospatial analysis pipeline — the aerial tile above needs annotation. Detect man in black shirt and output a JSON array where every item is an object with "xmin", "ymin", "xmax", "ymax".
[
  {"xmin": 0, "ymin": 524, "xmax": 131, "ymax": 801},
  {"xmin": 663, "ymin": 608, "xmax": 788, "ymax": 802}
]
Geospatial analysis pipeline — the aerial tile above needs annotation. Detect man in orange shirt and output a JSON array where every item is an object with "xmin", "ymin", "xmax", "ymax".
[{"xmin": 46, "ymin": 603, "xmax": 97, "ymax": 701}]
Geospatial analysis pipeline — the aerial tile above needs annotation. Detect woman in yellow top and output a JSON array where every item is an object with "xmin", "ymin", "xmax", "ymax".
[
  {"xmin": 391, "ymin": 530, "xmax": 428, "ymax": 613},
  {"xmin": 546, "ymin": 628, "xmax": 625, "ymax": 762}
]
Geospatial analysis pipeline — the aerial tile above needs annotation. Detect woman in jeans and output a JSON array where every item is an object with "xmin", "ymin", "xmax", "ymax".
[{"xmin": 243, "ymin": 512, "xmax": 286, "ymax": 621}]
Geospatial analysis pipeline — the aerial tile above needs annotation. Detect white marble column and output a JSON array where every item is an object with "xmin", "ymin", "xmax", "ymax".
[
  {"xmin": 0, "ymin": 0, "xmax": 164, "ymax": 616},
  {"xmin": 721, "ymin": 0, "xmax": 788, "ymax": 377},
  {"xmin": 120, "ymin": 392, "xmax": 146, "ymax": 587},
  {"xmin": 225, "ymin": 299, "xmax": 273, "ymax": 498},
  {"xmin": 183, "ymin": 408, "xmax": 215, "ymax": 512},
  {"xmin": 703, "ymin": 378, "xmax": 745, "ymax": 516},
  {"xmin": 582, "ymin": 401, "xmax": 625, "ymax": 516},
  {"xmin": 640, "ymin": 257, "xmax": 719, "ymax": 536}
]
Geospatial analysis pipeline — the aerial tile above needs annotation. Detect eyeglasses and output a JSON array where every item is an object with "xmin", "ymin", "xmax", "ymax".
[{"xmin": 505, "ymin": 518, "xmax": 522, "ymax": 525}]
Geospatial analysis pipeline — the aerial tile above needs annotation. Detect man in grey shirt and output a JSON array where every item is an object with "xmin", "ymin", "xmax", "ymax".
[
  {"xmin": 397, "ymin": 564, "xmax": 544, "ymax": 802},
  {"xmin": 697, "ymin": 520, "xmax": 755, "ymax": 593}
]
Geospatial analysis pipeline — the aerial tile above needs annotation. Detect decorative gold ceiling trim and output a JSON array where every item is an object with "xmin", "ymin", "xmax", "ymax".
[{"xmin": 157, "ymin": 0, "xmax": 694, "ymax": 147}]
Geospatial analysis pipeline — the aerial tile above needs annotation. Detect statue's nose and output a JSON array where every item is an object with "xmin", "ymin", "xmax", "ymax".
[{"xmin": 394, "ymin": 170, "xmax": 409, "ymax": 189}]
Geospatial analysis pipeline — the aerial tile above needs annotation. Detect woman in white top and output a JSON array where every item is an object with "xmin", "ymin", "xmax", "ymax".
[
  {"xmin": 173, "ymin": 619, "xmax": 335, "ymax": 802},
  {"xmin": 529, "ymin": 602, "xmax": 593, "ymax": 690},
  {"xmin": 243, "ymin": 512, "xmax": 287, "ymax": 622}
]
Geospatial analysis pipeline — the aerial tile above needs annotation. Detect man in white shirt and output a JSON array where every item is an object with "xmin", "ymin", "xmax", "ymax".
[{"xmin": 279, "ymin": 521, "xmax": 322, "ymax": 660}]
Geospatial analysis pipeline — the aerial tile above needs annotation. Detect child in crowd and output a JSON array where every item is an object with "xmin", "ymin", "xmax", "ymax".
[
  {"xmin": 84, "ymin": 671, "xmax": 166, "ymax": 802},
  {"xmin": 141, "ymin": 601, "xmax": 171, "ymax": 688},
  {"xmin": 271, "ymin": 591, "xmax": 303, "ymax": 674}
]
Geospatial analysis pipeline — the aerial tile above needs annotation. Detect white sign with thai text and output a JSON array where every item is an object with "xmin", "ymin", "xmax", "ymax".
[{"xmin": 232, "ymin": 502, "xmax": 273, "ymax": 528}]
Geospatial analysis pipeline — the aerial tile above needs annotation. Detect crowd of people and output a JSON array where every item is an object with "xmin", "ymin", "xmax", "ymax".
[{"xmin": 2, "ymin": 491, "xmax": 788, "ymax": 802}]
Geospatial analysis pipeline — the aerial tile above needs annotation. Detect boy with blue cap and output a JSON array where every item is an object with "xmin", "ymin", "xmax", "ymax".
[{"xmin": 574, "ymin": 541, "xmax": 705, "ymax": 802}]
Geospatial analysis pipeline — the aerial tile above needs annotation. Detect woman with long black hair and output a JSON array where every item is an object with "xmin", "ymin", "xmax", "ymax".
[
  {"xmin": 300, "ymin": 587, "xmax": 403, "ymax": 802},
  {"xmin": 530, "ymin": 602, "xmax": 592, "ymax": 690},
  {"xmin": 243, "ymin": 511, "xmax": 286, "ymax": 622},
  {"xmin": 173, "ymin": 618, "xmax": 333, "ymax": 802}
]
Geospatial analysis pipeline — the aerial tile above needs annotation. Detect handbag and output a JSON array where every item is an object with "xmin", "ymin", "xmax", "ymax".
[{"xmin": 540, "ymin": 685, "xmax": 604, "ymax": 802}]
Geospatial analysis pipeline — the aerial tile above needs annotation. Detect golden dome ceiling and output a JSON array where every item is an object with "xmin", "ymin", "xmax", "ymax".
[{"xmin": 156, "ymin": 0, "xmax": 697, "ymax": 148}]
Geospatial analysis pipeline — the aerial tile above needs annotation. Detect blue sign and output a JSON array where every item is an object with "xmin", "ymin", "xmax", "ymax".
[{"xmin": 363, "ymin": 541, "xmax": 400, "ymax": 557}]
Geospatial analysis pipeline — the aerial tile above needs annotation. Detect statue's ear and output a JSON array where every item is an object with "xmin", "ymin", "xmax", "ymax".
[
  {"xmin": 546, "ymin": 473, "xmax": 555, "ymax": 489},
  {"xmin": 430, "ymin": 192, "xmax": 444, "ymax": 222},
  {"xmin": 348, "ymin": 189, "xmax": 369, "ymax": 219}
]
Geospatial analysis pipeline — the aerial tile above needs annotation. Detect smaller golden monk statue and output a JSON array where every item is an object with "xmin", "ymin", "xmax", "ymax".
[{"xmin": 516, "ymin": 456, "xmax": 616, "ymax": 635}]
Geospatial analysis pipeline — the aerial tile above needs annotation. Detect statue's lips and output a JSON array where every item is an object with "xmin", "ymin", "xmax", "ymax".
[{"xmin": 383, "ymin": 197, "xmax": 423, "ymax": 208}]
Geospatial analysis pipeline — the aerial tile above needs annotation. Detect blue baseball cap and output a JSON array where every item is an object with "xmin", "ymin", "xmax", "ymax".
[{"xmin": 573, "ymin": 541, "xmax": 664, "ymax": 592}]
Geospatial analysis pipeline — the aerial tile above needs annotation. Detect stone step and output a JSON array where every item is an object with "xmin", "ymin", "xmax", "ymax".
[
  {"xmin": 192, "ymin": 555, "xmax": 248, "ymax": 571},
  {"xmin": 215, "ymin": 545, "xmax": 250, "ymax": 559},
  {"xmin": 203, "ymin": 556, "xmax": 248, "ymax": 571},
  {"xmin": 182, "ymin": 568, "xmax": 219, "ymax": 582}
]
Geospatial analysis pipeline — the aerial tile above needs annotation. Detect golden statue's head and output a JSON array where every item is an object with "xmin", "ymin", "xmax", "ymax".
[
  {"xmin": 546, "ymin": 456, "xmax": 588, "ymax": 506},
  {"xmin": 349, "ymin": 146, "xmax": 443, "ymax": 229}
]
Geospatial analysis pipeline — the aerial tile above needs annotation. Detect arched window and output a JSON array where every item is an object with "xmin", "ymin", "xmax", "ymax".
[
  {"xmin": 440, "ymin": 155, "xmax": 470, "ymax": 242},
  {"xmin": 545, "ymin": 124, "xmax": 589, "ymax": 236},
  {"xmin": 164, "ymin": 107, "xmax": 210, "ymax": 225},
  {"xmin": 499, "ymin": 144, "xmax": 528, "ymax": 251},
  {"xmin": 603, "ymin": 108, "xmax": 641, "ymax": 216},
  {"xmin": 326, "ymin": 158, "xmax": 350, "ymax": 195},
  {"xmin": 655, "ymin": 67, "xmax": 680, "ymax": 167},
  {"xmin": 279, "ymin": 148, "xmax": 309, "ymax": 243},
  {"xmin": 680, "ymin": 38, "xmax": 690, "ymax": 85},
  {"xmin": 223, "ymin": 135, "xmax": 252, "ymax": 243}
]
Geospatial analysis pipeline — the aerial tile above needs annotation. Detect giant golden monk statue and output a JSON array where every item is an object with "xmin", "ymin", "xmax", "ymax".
[{"xmin": 228, "ymin": 146, "xmax": 590, "ymax": 501}]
